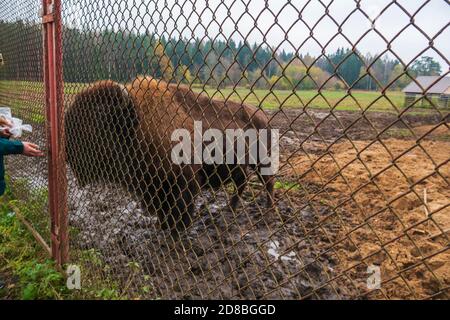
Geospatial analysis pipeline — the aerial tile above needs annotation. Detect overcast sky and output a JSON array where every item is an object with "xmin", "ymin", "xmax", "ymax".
[{"xmin": 64, "ymin": 0, "xmax": 449, "ymax": 70}]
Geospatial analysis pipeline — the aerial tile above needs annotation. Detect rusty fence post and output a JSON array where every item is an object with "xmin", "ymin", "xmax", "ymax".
[{"xmin": 42, "ymin": 0, "xmax": 68, "ymax": 266}]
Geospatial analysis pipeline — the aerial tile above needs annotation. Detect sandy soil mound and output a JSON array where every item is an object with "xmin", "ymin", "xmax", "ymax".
[{"xmin": 283, "ymin": 138, "xmax": 449, "ymax": 299}]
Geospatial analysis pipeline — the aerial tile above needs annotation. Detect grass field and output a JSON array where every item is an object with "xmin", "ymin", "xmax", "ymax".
[
  {"xmin": 198, "ymin": 87, "xmax": 407, "ymax": 112},
  {"xmin": 0, "ymin": 80, "xmax": 444, "ymax": 113}
]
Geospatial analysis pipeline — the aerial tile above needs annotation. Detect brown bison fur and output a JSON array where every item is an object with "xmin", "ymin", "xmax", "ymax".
[
  {"xmin": 65, "ymin": 77, "xmax": 275, "ymax": 234},
  {"xmin": 65, "ymin": 77, "xmax": 201, "ymax": 233},
  {"xmin": 167, "ymin": 83, "xmax": 275, "ymax": 208}
]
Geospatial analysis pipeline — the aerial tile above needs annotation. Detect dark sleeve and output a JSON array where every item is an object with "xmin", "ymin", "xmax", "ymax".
[{"xmin": 0, "ymin": 138, "xmax": 24, "ymax": 155}]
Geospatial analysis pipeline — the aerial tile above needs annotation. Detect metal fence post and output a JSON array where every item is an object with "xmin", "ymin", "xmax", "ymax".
[{"xmin": 42, "ymin": 0, "xmax": 68, "ymax": 266}]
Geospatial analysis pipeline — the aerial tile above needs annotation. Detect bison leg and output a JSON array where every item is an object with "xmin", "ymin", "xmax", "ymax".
[
  {"xmin": 162, "ymin": 166, "xmax": 200, "ymax": 237},
  {"xmin": 263, "ymin": 175, "xmax": 275, "ymax": 207},
  {"xmin": 140, "ymin": 172, "xmax": 197, "ymax": 237},
  {"xmin": 172, "ymin": 182, "xmax": 197, "ymax": 234},
  {"xmin": 229, "ymin": 166, "xmax": 248, "ymax": 210},
  {"xmin": 159, "ymin": 181, "xmax": 197, "ymax": 237},
  {"xmin": 256, "ymin": 170, "xmax": 275, "ymax": 208},
  {"xmin": 230, "ymin": 179, "xmax": 248, "ymax": 210}
]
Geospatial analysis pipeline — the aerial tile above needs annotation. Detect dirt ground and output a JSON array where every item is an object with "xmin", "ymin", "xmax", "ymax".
[
  {"xmin": 4, "ymin": 79, "xmax": 448, "ymax": 299},
  {"xmin": 279, "ymin": 140, "xmax": 449, "ymax": 299},
  {"xmin": 63, "ymin": 108, "xmax": 449, "ymax": 300},
  {"xmin": 0, "ymin": 257, "xmax": 19, "ymax": 299},
  {"xmin": 3, "ymin": 103, "xmax": 448, "ymax": 299}
]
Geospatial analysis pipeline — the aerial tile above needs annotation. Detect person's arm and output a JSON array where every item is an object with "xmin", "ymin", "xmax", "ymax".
[
  {"xmin": 0, "ymin": 118, "xmax": 42, "ymax": 157},
  {"xmin": 0, "ymin": 137, "xmax": 23, "ymax": 156}
]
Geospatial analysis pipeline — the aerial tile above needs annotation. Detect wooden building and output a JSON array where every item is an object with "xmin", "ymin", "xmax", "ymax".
[{"xmin": 403, "ymin": 76, "xmax": 450, "ymax": 108}]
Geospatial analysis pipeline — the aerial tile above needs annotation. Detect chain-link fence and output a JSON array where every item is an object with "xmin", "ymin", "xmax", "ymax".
[
  {"xmin": 0, "ymin": 0, "xmax": 51, "ymax": 251},
  {"xmin": 1, "ymin": 0, "xmax": 449, "ymax": 299}
]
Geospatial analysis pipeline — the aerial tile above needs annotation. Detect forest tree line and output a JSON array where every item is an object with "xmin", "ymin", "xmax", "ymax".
[{"xmin": 1, "ymin": 20, "xmax": 443, "ymax": 91}]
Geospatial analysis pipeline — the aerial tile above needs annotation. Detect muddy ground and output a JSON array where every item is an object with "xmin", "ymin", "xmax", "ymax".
[
  {"xmin": 63, "ymin": 108, "xmax": 449, "ymax": 300},
  {"xmin": 0, "ymin": 269, "xmax": 18, "ymax": 299},
  {"xmin": 5, "ymin": 107, "xmax": 449, "ymax": 299}
]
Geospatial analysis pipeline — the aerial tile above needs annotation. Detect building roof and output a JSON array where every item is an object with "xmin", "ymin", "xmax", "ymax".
[{"xmin": 403, "ymin": 76, "xmax": 450, "ymax": 95}]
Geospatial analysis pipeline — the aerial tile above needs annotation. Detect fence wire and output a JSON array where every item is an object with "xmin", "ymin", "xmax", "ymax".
[
  {"xmin": 0, "ymin": 0, "xmax": 50, "ymax": 247},
  {"xmin": 1, "ymin": 0, "xmax": 450, "ymax": 299}
]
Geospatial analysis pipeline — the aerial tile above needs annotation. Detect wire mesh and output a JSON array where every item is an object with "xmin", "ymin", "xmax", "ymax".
[
  {"xmin": 1, "ymin": 0, "xmax": 450, "ymax": 299},
  {"xmin": 0, "ymin": 0, "xmax": 50, "ymax": 244}
]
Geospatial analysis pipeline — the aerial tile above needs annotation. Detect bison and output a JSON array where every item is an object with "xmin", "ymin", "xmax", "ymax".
[{"xmin": 65, "ymin": 76, "xmax": 275, "ymax": 234}]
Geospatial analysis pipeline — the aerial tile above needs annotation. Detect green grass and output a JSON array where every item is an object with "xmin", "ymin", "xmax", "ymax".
[
  {"xmin": 0, "ymin": 179, "xmax": 130, "ymax": 300},
  {"xmin": 1, "ymin": 80, "xmax": 444, "ymax": 114},
  {"xmin": 0, "ymin": 182, "xmax": 67, "ymax": 299},
  {"xmin": 197, "ymin": 87, "xmax": 409, "ymax": 112},
  {"xmin": 274, "ymin": 181, "xmax": 301, "ymax": 191}
]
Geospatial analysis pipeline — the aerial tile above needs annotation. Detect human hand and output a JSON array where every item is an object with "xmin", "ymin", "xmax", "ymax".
[
  {"xmin": 0, "ymin": 117, "xmax": 12, "ymax": 138},
  {"xmin": 22, "ymin": 142, "xmax": 44, "ymax": 157},
  {"xmin": 0, "ymin": 127, "xmax": 11, "ymax": 138},
  {"xmin": 0, "ymin": 117, "xmax": 12, "ymax": 128}
]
